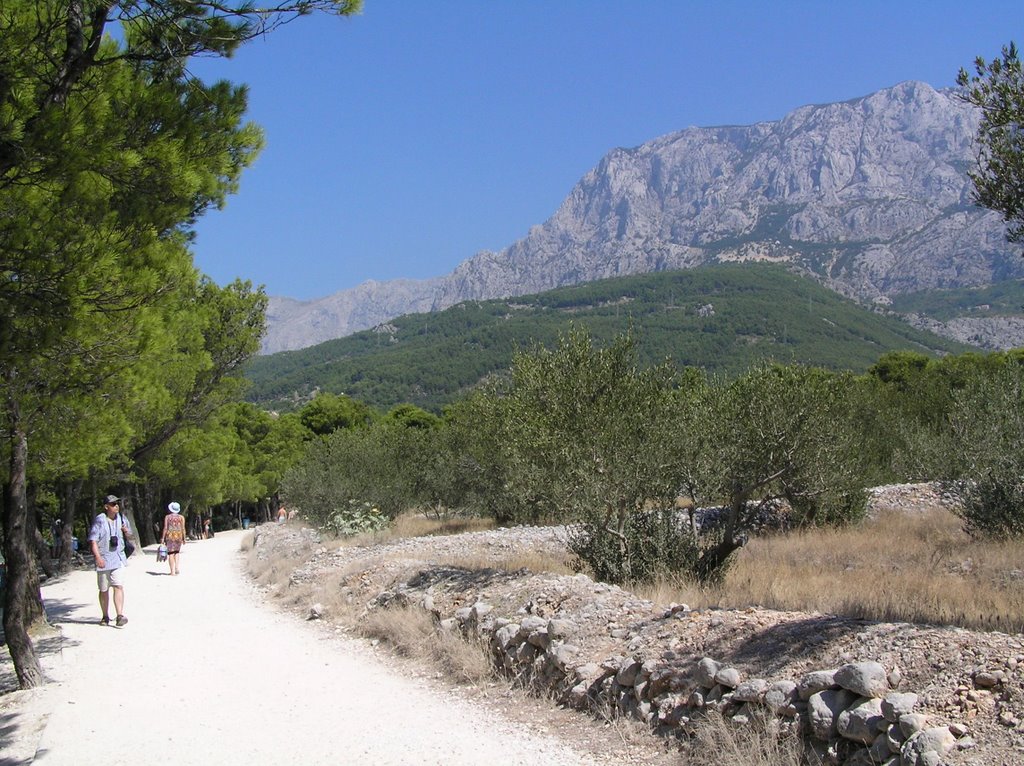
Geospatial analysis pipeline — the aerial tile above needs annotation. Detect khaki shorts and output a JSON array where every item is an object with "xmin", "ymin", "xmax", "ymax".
[{"xmin": 97, "ymin": 567, "xmax": 125, "ymax": 592}]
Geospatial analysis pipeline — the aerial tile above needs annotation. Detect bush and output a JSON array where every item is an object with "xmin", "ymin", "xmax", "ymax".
[
  {"xmin": 567, "ymin": 508, "xmax": 713, "ymax": 585},
  {"xmin": 945, "ymin": 363, "xmax": 1024, "ymax": 537},
  {"xmin": 324, "ymin": 500, "xmax": 388, "ymax": 537}
]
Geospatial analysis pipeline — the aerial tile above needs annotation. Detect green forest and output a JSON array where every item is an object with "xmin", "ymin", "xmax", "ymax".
[
  {"xmin": 245, "ymin": 263, "xmax": 972, "ymax": 412},
  {"xmin": 888, "ymin": 279, "xmax": 1024, "ymax": 320}
]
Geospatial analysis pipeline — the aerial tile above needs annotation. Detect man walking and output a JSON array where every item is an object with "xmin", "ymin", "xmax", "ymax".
[{"xmin": 88, "ymin": 495, "xmax": 132, "ymax": 627}]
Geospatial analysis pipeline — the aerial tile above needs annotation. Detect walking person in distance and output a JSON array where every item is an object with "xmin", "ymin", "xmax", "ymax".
[
  {"xmin": 161, "ymin": 501, "xmax": 186, "ymax": 575},
  {"xmin": 88, "ymin": 495, "xmax": 132, "ymax": 627}
]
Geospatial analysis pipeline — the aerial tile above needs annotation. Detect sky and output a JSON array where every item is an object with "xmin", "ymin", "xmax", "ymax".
[{"xmin": 187, "ymin": 1, "xmax": 1022, "ymax": 301}]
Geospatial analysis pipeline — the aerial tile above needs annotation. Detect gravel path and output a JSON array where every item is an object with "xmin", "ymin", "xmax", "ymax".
[{"xmin": 16, "ymin": 530, "xmax": 607, "ymax": 766}]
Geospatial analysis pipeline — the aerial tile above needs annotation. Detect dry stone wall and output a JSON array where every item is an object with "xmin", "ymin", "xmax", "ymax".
[{"xmin": 374, "ymin": 582, "xmax": 969, "ymax": 766}]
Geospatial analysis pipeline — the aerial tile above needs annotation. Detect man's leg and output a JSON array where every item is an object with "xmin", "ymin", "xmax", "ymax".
[
  {"xmin": 112, "ymin": 585, "xmax": 124, "ymax": 618},
  {"xmin": 98, "ymin": 589, "xmax": 109, "ymax": 620}
]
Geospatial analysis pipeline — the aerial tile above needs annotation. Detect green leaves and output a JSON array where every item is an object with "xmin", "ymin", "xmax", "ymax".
[
  {"xmin": 945, "ymin": 363, "xmax": 1024, "ymax": 537},
  {"xmin": 958, "ymin": 41, "xmax": 1024, "ymax": 243}
]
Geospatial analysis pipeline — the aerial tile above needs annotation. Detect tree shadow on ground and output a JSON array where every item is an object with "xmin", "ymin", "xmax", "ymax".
[
  {"xmin": 700, "ymin": 614, "xmax": 872, "ymax": 675},
  {"xmin": 406, "ymin": 565, "xmax": 531, "ymax": 593}
]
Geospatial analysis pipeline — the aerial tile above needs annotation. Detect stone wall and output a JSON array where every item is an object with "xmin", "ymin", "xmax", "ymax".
[{"xmin": 372, "ymin": 584, "xmax": 974, "ymax": 766}]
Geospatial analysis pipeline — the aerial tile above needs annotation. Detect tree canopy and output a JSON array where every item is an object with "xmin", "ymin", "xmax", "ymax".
[
  {"xmin": 958, "ymin": 41, "xmax": 1024, "ymax": 243},
  {"xmin": 0, "ymin": 0, "xmax": 361, "ymax": 689}
]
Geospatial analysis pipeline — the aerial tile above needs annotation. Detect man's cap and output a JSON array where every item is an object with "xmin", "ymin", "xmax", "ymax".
[{"xmin": 103, "ymin": 495, "xmax": 120, "ymax": 505}]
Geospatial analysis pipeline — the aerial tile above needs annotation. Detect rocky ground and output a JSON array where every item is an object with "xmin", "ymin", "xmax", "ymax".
[{"xmin": 251, "ymin": 485, "xmax": 1024, "ymax": 766}]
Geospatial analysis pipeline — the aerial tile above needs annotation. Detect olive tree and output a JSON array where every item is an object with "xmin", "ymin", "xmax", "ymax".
[
  {"xmin": 944, "ymin": 363, "xmax": 1024, "ymax": 537},
  {"xmin": 471, "ymin": 329, "xmax": 690, "ymax": 583},
  {"xmin": 688, "ymin": 364, "xmax": 870, "ymax": 584},
  {"xmin": 958, "ymin": 41, "xmax": 1024, "ymax": 243}
]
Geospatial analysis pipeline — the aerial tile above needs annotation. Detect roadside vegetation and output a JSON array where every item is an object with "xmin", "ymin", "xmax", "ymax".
[{"xmin": 281, "ymin": 328, "xmax": 1024, "ymax": 593}]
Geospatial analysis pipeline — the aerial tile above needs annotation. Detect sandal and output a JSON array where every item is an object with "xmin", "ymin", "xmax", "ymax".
[{"xmin": 99, "ymin": 616, "xmax": 110, "ymax": 626}]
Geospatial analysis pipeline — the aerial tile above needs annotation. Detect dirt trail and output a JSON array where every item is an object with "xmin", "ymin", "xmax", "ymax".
[{"xmin": 11, "ymin": 529, "xmax": 608, "ymax": 766}]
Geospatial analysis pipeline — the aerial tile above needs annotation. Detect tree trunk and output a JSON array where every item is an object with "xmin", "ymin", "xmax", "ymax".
[
  {"xmin": 3, "ymin": 417, "xmax": 44, "ymax": 689},
  {"xmin": 119, "ymin": 484, "xmax": 143, "ymax": 549},
  {"xmin": 57, "ymin": 480, "xmax": 83, "ymax": 572},
  {"xmin": 692, "ymin": 486, "xmax": 747, "ymax": 585},
  {"xmin": 32, "ymin": 523, "xmax": 56, "ymax": 579},
  {"xmin": 615, "ymin": 502, "xmax": 630, "ymax": 582},
  {"xmin": 27, "ymin": 484, "xmax": 56, "ymax": 579},
  {"xmin": 692, "ymin": 537, "xmax": 744, "ymax": 584},
  {"xmin": 133, "ymin": 481, "xmax": 159, "ymax": 547}
]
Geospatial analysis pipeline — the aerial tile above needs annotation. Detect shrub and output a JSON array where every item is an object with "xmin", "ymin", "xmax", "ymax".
[
  {"xmin": 567, "ymin": 508, "xmax": 714, "ymax": 585},
  {"xmin": 945, "ymin": 363, "xmax": 1024, "ymax": 537},
  {"xmin": 324, "ymin": 500, "xmax": 388, "ymax": 537}
]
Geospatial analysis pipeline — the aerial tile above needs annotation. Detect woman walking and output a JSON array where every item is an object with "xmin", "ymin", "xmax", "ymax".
[{"xmin": 161, "ymin": 501, "xmax": 186, "ymax": 575}]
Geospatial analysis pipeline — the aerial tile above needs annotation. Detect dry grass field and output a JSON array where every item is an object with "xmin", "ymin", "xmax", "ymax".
[{"xmin": 637, "ymin": 507, "xmax": 1024, "ymax": 634}]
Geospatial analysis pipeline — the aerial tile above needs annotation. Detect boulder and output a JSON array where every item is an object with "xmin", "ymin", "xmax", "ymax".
[
  {"xmin": 732, "ymin": 678, "xmax": 769, "ymax": 703},
  {"xmin": 765, "ymin": 680, "xmax": 799, "ymax": 715},
  {"xmin": 880, "ymin": 691, "xmax": 918, "ymax": 722},
  {"xmin": 713, "ymin": 666, "xmax": 742, "ymax": 689},
  {"xmin": 837, "ymin": 696, "xmax": 886, "ymax": 745},
  {"xmin": 808, "ymin": 688, "xmax": 858, "ymax": 741},
  {"xmin": 799, "ymin": 669, "xmax": 838, "ymax": 700},
  {"xmin": 835, "ymin": 661, "xmax": 889, "ymax": 698},
  {"xmin": 900, "ymin": 727, "xmax": 956, "ymax": 766},
  {"xmin": 696, "ymin": 657, "xmax": 721, "ymax": 688}
]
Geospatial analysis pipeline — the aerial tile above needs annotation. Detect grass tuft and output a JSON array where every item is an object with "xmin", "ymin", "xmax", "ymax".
[{"xmin": 684, "ymin": 711, "xmax": 816, "ymax": 766}]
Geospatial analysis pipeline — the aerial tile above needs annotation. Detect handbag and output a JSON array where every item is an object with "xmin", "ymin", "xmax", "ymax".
[{"xmin": 119, "ymin": 512, "xmax": 136, "ymax": 558}]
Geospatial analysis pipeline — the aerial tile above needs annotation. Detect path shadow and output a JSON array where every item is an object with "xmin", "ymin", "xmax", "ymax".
[
  {"xmin": 42, "ymin": 597, "xmax": 87, "ymax": 626},
  {"xmin": 0, "ymin": 709, "xmax": 37, "ymax": 766}
]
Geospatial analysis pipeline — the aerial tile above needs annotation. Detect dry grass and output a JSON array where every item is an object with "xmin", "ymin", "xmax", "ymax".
[
  {"xmin": 246, "ymin": 548, "xmax": 311, "ymax": 590},
  {"xmin": 683, "ymin": 711, "xmax": 816, "ymax": 766},
  {"xmin": 335, "ymin": 512, "xmax": 496, "ymax": 549},
  {"xmin": 632, "ymin": 506, "xmax": 1024, "ymax": 633},
  {"xmin": 358, "ymin": 605, "xmax": 493, "ymax": 684}
]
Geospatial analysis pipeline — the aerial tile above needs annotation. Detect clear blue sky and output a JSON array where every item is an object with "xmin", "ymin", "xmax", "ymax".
[{"xmin": 188, "ymin": 1, "xmax": 1021, "ymax": 301}]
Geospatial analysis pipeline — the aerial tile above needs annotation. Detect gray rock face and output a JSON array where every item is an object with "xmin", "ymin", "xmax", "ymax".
[{"xmin": 262, "ymin": 81, "xmax": 1023, "ymax": 354}]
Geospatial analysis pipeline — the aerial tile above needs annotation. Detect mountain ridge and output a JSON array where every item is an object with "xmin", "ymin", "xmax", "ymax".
[{"xmin": 262, "ymin": 80, "xmax": 1023, "ymax": 354}]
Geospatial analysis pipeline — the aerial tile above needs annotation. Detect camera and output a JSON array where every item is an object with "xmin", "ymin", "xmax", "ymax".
[{"xmin": 109, "ymin": 537, "xmax": 119, "ymax": 551}]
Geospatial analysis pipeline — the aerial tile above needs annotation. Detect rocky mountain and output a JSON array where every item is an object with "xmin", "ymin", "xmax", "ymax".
[{"xmin": 262, "ymin": 81, "xmax": 1023, "ymax": 354}]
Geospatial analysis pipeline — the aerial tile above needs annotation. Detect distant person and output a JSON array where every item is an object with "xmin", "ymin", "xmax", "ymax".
[
  {"xmin": 277, "ymin": 505, "xmax": 287, "ymax": 524},
  {"xmin": 50, "ymin": 517, "xmax": 63, "ymax": 557},
  {"xmin": 203, "ymin": 517, "xmax": 212, "ymax": 539},
  {"xmin": 88, "ymin": 495, "xmax": 132, "ymax": 627},
  {"xmin": 161, "ymin": 501, "xmax": 186, "ymax": 576}
]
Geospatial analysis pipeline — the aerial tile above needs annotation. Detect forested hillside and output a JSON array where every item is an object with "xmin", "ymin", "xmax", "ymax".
[
  {"xmin": 888, "ymin": 280, "xmax": 1024, "ymax": 321},
  {"xmin": 246, "ymin": 264, "xmax": 971, "ymax": 412}
]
